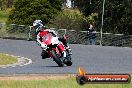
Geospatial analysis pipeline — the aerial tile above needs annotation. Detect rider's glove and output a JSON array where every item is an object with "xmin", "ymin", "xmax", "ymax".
[{"xmin": 41, "ymin": 43, "xmax": 47, "ymax": 50}]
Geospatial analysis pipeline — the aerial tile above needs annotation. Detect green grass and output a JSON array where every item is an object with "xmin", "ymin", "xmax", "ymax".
[
  {"xmin": 0, "ymin": 77, "xmax": 131, "ymax": 88},
  {"xmin": 0, "ymin": 9, "xmax": 10, "ymax": 23},
  {"xmin": 0, "ymin": 53, "xmax": 17, "ymax": 65},
  {"xmin": 0, "ymin": 8, "xmax": 29, "ymax": 39}
]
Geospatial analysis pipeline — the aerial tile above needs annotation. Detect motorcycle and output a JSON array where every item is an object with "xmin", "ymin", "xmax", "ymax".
[{"xmin": 41, "ymin": 32, "xmax": 72, "ymax": 67}]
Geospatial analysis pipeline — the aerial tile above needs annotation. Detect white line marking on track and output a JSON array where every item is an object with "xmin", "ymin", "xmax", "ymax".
[{"xmin": 0, "ymin": 54, "xmax": 32, "ymax": 68}]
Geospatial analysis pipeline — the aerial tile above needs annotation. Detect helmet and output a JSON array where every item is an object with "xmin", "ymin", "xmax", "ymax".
[{"xmin": 33, "ymin": 20, "xmax": 43, "ymax": 32}]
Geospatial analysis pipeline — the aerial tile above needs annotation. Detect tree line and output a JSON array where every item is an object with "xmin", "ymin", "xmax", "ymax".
[
  {"xmin": 1, "ymin": 0, "xmax": 131, "ymax": 34},
  {"xmin": 0, "ymin": 0, "xmax": 13, "ymax": 10},
  {"xmin": 71, "ymin": 0, "xmax": 132, "ymax": 34}
]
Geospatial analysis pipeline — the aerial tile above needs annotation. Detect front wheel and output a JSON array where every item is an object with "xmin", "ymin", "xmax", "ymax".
[
  {"xmin": 65, "ymin": 60, "xmax": 72, "ymax": 66},
  {"xmin": 51, "ymin": 50, "xmax": 64, "ymax": 67},
  {"xmin": 64, "ymin": 54, "xmax": 72, "ymax": 66}
]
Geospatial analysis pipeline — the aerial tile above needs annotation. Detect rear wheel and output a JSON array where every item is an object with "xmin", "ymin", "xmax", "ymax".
[{"xmin": 51, "ymin": 50, "xmax": 64, "ymax": 67}]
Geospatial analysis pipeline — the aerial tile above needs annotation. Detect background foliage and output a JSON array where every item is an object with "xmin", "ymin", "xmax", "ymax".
[
  {"xmin": 48, "ymin": 9, "xmax": 84, "ymax": 31},
  {"xmin": 0, "ymin": 0, "xmax": 131, "ymax": 34},
  {"xmin": 7, "ymin": 0, "xmax": 62, "ymax": 25},
  {"xmin": 72, "ymin": 0, "xmax": 132, "ymax": 34},
  {"xmin": 0, "ymin": 0, "xmax": 13, "ymax": 10}
]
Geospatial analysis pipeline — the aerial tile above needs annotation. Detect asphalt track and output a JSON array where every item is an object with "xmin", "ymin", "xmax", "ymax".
[{"xmin": 0, "ymin": 39, "xmax": 132, "ymax": 74}]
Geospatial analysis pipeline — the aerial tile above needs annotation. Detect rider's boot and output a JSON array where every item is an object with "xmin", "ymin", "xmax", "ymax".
[
  {"xmin": 41, "ymin": 50, "xmax": 49, "ymax": 59},
  {"xmin": 41, "ymin": 50, "xmax": 46, "ymax": 59},
  {"xmin": 66, "ymin": 46, "xmax": 72, "ymax": 55},
  {"xmin": 61, "ymin": 51, "xmax": 67, "ymax": 64}
]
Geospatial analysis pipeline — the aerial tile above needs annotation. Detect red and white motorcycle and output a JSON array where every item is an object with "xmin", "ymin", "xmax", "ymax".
[{"xmin": 41, "ymin": 33, "xmax": 72, "ymax": 67}]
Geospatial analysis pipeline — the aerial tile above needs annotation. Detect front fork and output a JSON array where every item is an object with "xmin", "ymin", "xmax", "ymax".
[
  {"xmin": 57, "ymin": 42, "xmax": 72, "ymax": 65},
  {"xmin": 57, "ymin": 42, "xmax": 66, "ymax": 58}
]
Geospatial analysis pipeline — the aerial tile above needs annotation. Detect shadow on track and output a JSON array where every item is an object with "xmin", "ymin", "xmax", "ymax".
[{"xmin": 42, "ymin": 65, "xmax": 67, "ymax": 68}]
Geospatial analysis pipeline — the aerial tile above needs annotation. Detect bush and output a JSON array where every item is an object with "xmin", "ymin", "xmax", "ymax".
[
  {"xmin": 48, "ymin": 9, "xmax": 86, "ymax": 31},
  {"xmin": 48, "ymin": 9, "xmax": 98, "ymax": 31},
  {"xmin": 7, "ymin": 0, "xmax": 62, "ymax": 26}
]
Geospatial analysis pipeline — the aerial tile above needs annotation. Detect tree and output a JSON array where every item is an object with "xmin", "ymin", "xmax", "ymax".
[
  {"xmin": 0, "ymin": 0, "xmax": 7, "ymax": 10},
  {"xmin": 7, "ymin": 0, "xmax": 14, "ymax": 7},
  {"xmin": 48, "ymin": 9, "xmax": 84, "ymax": 31},
  {"xmin": 7, "ymin": 0, "xmax": 62, "ymax": 25},
  {"xmin": 62, "ymin": 0, "xmax": 67, "ymax": 7},
  {"xmin": 72, "ymin": 0, "xmax": 132, "ymax": 34},
  {"xmin": 0, "ymin": 0, "xmax": 14, "ymax": 10},
  {"xmin": 71, "ymin": 0, "xmax": 99, "ymax": 16},
  {"xmin": 104, "ymin": 0, "xmax": 132, "ymax": 34}
]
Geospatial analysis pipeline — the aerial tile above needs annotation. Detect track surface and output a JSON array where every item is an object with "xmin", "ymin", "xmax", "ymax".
[{"xmin": 0, "ymin": 39, "xmax": 132, "ymax": 74}]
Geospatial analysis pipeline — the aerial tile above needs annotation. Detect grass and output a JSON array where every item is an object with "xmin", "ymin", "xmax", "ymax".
[
  {"xmin": 0, "ymin": 8, "xmax": 29, "ymax": 39},
  {"xmin": 0, "ymin": 53, "xmax": 17, "ymax": 65},
  {"xmin": 0, "ymin": 77, "xmax": 131, "ymax": 88},
  {"xmin": 0, "ymin": 9, "xmax": 10, "ymax": 23}
]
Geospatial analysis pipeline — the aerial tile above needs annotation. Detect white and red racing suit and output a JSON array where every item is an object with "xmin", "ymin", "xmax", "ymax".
[{"xmin": 36, "ymin": 29, "xmax": 57, "ymax": 46}]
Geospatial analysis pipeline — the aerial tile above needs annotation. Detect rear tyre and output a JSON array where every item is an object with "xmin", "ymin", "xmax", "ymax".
[{"xmin": 51, "ymin": 50, "xmax": 64, "ymax": 67}]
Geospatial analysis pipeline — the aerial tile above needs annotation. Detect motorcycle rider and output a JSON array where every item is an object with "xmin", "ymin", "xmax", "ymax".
[{"xmin": 33, "ymin": 19, "xmax": 72, "ymax": 59}]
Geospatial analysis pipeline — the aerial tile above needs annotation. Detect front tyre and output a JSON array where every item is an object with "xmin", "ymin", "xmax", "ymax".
[
  {"xmin": 65, "ymin": 60, "xmax": 72, "ymax": 66},
  {"xmin": 64, "ymin": 54, "xmax": 72, "ymax": 66},
  {"xmin": 51, "ymin": 50, "xmax": 64, "ymax": 67}
]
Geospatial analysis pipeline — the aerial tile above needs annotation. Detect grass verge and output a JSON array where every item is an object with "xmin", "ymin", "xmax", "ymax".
[
  {"xmin": 0, "ymin": 9, "xmax": 10, "ymax": 23},
  {"xmin": 0, "ymin": 53, "xmax": 17, "ymax": 65},
  {"xmin": 0, "ymin": 77, "xmax": 131, "ymax": 88}
]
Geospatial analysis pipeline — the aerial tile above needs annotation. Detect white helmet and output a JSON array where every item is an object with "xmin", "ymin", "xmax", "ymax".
[{"xmin": 33, "ymin": 20, "xmax": 43, "ymax": 32}]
